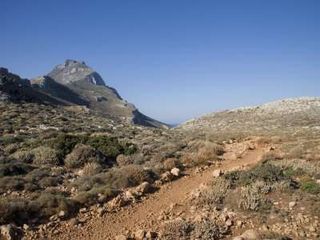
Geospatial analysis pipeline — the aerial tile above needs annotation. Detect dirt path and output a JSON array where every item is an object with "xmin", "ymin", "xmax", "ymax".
[{"xmin": 51, "ymin": 145, "xmax": 266, "ymax": 240}]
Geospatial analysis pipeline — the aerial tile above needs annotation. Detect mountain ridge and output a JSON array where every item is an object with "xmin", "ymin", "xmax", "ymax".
[{"xmin": 0, "ymin": 61, "xmax": 168, "ymax": 128}]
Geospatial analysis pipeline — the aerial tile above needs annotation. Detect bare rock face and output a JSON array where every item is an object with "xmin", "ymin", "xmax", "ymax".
[{"xmin": 47, "ymin": 60, "xmax": 106, "ymax": 86}]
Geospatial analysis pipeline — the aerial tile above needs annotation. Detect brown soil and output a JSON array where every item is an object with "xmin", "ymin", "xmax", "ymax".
[{"xmin": 48, "ymin": 143, "xmax": 267, "ymax": 240}]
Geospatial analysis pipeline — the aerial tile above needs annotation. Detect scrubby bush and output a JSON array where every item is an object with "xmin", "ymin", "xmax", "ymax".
[
  {"xmin": 0, "ymin": 135, "xmax": 24, "ymax": 145},
  {"xmin": 47, "ymin": 133, "xmax": 87, "ymax": 160},
  {"xmin": 0, "ymin": 176, "xmax": 25, "ymax": 193},
  {"xmin": 31, "ymin": 146, "xmax": 60, "ymax": 166},
  {"xmin": 163, "ymin": 158, "xmax": 182, "ymax": 171},
  {"xmin": 238, "ymin": 163, "xmax": 287, "ymax": 185},
  {"xmin": 116, "ymin": 154, "xmax": 134, "ymax": 166},
  {"xmin": 286, "ymin": 145, "xmax": 305, "ymax": 159},
  {"xmin": 72, "ymin": 165, "xmax": 156, "ymax": 193},
  {"xmin": 64, "ymin": 144, "xmax": 107, "ymax": 169},
  {"xmin": 25, "ymin": 168, "xmax": 62, "ymax": 189},
  {"xmin": 3, "ymin": 143, "xmax": 19, "ymax": 154},
  {"xmin": 238, "ymin": 182, "xmax": 271, "ymax": 211},
  {"xmin": 86, "ymin": 135, "xmax": 136, "ymax": 159},
  {"xmin": 82, "ymin": 162, "xmax": 102, "ymax": 176},
  {"xmin": 182, "ymin": 141, "xmax": 224, "ymax": 166},
  {"xmin": 0, "ymin": 161, "xmax": 33, "ymax": 177},
  {"xmin": 261, "ymin": 152, "xmax": 283, "ymax": 162},
  {"xmin": 192, "ymin": 220, "xmax": 228, "ymax": 239},
  {"xmin": 0, "ymin": 198, "xmax": 38, "ymax": 225},
  {"xmin": 116, "ymin": 165, "xmax": 155, "ymax": 187},
  {"xmin": 301, "ymin": 178, "xmax": 320, "ymax": 195},
  {"xmin": 161, "ymin": 219, "xmax": 193, "ymax": 240},
  {"xmin": 198, "ymin": 178, "xmax": 231, "ymax": 206},
  {"xmin": 35, "ymin": 193, "xmax": 78, "ymax": 218},
  {"xmin": 0, "ymin": 192, "xmax": 77, "ymax": 225},
  {"xmin": 10, "ymin": 149, "xmax": 34, "ymax": 163},
  {"xmin": 73, "ymin": 187, "xmax": 117, "ymax": 205}
]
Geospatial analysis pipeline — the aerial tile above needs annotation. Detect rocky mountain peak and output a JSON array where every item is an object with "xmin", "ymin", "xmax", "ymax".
[{"xmin": 48, "ymin": 59, "xmax": 106, "ymax": 86}]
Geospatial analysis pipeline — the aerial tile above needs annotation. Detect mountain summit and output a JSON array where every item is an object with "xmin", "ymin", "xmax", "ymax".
[{"xmin": 47, "ymin": 60, "xmax": 106, "ymax": 86}]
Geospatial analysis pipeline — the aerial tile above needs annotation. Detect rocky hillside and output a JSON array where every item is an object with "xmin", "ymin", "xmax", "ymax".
[
  {"xmin": 45, "ymin": 60, "xmax": 167, "ymax": 128},
  {"xmin": 179, "ymin": 97, "xmax": 320, "ymax": 136},
  {"xmin": 0, "ymin": 68, "xmax": 69, "ymax": 105},
  {"xmin": 0, "ymin": 61, "xmax": 167, "ymax": 128}
]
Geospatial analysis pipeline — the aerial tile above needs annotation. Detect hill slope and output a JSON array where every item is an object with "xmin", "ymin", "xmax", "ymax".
[
  {"xmin": 179, "ymin": 97, "xmax": 320, "ymax": 135},
  {"xmin": 46, "ymin": 60, "xmax": 167, "ymax": 128}
]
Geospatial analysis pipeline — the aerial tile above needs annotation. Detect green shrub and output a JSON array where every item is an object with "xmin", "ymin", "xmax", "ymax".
[
  {"xmin": 86, "ymin": 136, "xmax": 122, "ymax": 159},
  {"xmin": 86, "ymin": 136, "xmax": 136, "ymax": 159},
  {"xmin": 47, "ymin": 133, "xmax": 88, "ymax": 160},
  {"xmin": 31, "ymin": 146, "xmax": 60, "ymax": 166},
  {"xmin": 301, "ymin": 179, "xmax": 320, "ymax": 195},
  {"xmin": 0, "ymin": 135, "xmax": 24, "ymax": 146},
  {"xmin": 283, "ymin": 167, "xmax": 306, "ymax": 177},
  {"xmin": 239, "ymin": 163, "xmax": 287, "ymax": 186}
]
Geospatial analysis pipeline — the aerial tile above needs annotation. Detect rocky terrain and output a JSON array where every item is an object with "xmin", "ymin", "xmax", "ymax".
[
  {"xmin": 180, "ymin": 97, "xmax": 320, "ymax": 137},
  {"xmin": 0, "ymin": 65, "xmax": 319, "ymax": 239}
]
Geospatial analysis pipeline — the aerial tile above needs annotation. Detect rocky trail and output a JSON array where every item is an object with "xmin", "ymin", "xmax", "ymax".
[{"xmin": 49, "ymin": 142, "xmax": 267, "ymax": 240}]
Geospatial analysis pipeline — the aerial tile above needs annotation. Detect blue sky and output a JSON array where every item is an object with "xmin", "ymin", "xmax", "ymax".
[{"xmin": 2, "ymin": 0, "xmax": 320, "ymax": 123}]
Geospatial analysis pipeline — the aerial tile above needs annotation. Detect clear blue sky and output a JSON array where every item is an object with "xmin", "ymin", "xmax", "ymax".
[{"xmin": 2, "ymin": 0, "xmax": 320, "ymax": 123}]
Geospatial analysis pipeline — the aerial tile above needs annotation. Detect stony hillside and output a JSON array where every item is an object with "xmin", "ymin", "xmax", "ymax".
[
  {"xmin": 179, "ymin": 97, "xmax": 320, "ymax": 136},
  {"xmin": 31, "ymin": 75, "xmax": 89, "ymax": 106},
  {"xmin": 1, "ymin": 94, "xmax": 320, "ymax": 239},
  {"xmin": 0, "ymin": 68, "xmax": 65, "ymax": 105},
  {"xmin": 46, "ymin": 60, "xmax": 167, "ymax": 128}
]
